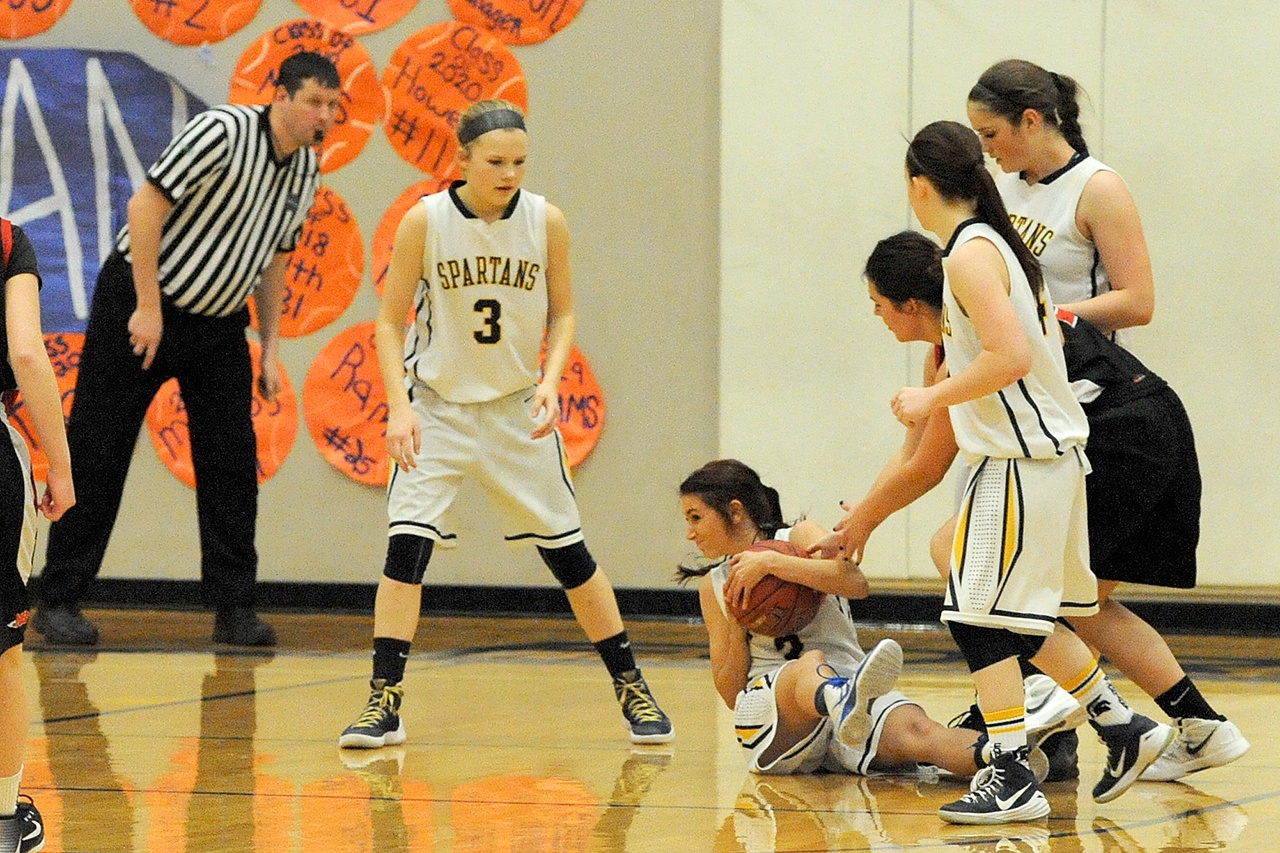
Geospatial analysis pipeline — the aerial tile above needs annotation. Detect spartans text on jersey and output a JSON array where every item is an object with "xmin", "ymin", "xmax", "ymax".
[{"xmin": 436, "ymin": 256, "xmax": 541, "ymax": 291}]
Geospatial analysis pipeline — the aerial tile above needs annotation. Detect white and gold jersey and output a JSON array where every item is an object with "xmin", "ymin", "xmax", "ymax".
[
  {"xmin": 941, "ymin": 220, "xmax": 1088, "ymax": 462},
  {"xmin": 405, "ymin": 185, "xmax": 548, "ymax": 403},
  {"xmin": 709, "ymin": 528, "xmax": 864, "ymax": 683},
  {"xmin": 996, "ymin": 154, "xmax": 1127, "ymax": 345}
]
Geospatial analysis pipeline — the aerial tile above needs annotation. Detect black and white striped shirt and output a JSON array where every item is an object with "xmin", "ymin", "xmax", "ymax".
[{"xmin": 115, "ymin": 105, "xmax": 319, "ymax": 318}]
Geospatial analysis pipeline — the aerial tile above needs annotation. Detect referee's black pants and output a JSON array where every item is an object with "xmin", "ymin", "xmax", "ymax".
[{"xmin": 39, "ymin": 251, "xmax": 260, "ymax": 610}]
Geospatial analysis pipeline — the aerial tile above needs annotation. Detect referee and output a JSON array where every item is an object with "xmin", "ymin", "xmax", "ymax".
[{"xmin": 33, "ymin": 52, "xmax": 341, "ymax": 646}]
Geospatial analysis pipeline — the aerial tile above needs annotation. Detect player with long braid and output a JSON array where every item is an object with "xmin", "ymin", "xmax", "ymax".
[
  {"xmin": 888, "ymin": 121, "xmax": 1173, "ymax": 823},
  {"xmin": 966, "ymin": 59, "xmax": 1247, "ymax": 780}
]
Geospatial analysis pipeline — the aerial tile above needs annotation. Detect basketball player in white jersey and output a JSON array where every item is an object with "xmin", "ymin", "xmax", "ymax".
[
  {"xmin": 339, "ymin": 100, "xmax": 672, "ymax": 749},
  {"xmin": 967, "ymin": 59, "xmax": 1153, "ymax": 348},
  {"xmin": 677, "ymin": 459, "xmax": 1073, "ymax": 780},
  {"xmin": 966, "ymin": 59, "xmax": 1247, "ymax": 781},
  {"xmin": 896, "ymin": 121, "xmax": 1173, "ymax": 824}
]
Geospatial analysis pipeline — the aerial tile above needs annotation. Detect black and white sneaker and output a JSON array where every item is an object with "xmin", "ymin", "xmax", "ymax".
[
  {"xmin": 939, "ymin": 748, "xmax": 1050, "ymax": 825},
  {"xmin": 1037, "ymin": 728, "xmax": 1080, "ymax": 782},
  {"xmin": 613, "ymin": 669, "xmax": 674, "ymax": 744},
  {"xmin": 0, "ymin": 796, "xmax": 44, "ymax": 853},
  {"xmin": 1138, "ymin": 717, "xmax": 1249, "ymax": 782},
  {"xmin": 339, "ymin": 679, "xmax": 407, "ymax": 749},
  {"xmin": 1090, "ymin": 714, "xmax": 1176, "ymax": 803},
  {"xmin": 15, "ymin": 797, "xmax": 42, "ymax": 853}
]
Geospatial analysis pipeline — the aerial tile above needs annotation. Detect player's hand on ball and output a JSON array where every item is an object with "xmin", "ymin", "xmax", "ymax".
[{"xmin": 726, "ymin": 549, "xmax": 772, "ymax": 607}]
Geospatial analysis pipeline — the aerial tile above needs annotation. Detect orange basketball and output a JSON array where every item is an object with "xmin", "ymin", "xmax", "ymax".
[
  {"xmin": 726, "ymin": 540, "xmax": 825, "ymax": 638},
  {"xmin": 248, "ymin": 184, "xmax": 364, "ymax": 337}
]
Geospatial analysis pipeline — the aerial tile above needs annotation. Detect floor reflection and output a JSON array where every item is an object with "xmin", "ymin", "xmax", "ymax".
[
  {"xmin": 17, "ymin": 615, "xmax": 1269, "ymax": 853},
  {"xmin": 34, "ymin": 652, "xmax": 135, "ymax": 853}
]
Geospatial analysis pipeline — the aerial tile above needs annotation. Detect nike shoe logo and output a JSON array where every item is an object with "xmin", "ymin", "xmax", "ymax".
[
  {"xmin": 1186, "ymin": 730, "xmax": 1215, "ymax": 756},
  {"xmin": 995, "ymin": 783, "xmax": 1034, "ymax": 811},
  {"xmin": 1026, "ymin": 693, "xmax": 1054, "ymax": 715},
  {"xmin": 1107, "ymin": 747, "xmax": 1128, "ymax": 777},
  {"xmin": 398, "ymin": 652, "xmax": 409, "ymax": 659}
]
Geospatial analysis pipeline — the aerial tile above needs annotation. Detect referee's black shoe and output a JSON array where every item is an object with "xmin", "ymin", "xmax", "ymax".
[
  {"xmin": 213, "ymin": 607, "xmax": 277, "ymax": 646},
  {"xmin": 32, "ymin": 605, "xmax": 99, "ymax": 646}
]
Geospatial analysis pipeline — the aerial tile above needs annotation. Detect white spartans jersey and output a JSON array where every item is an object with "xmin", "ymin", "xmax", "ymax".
[
  {"xmin": 405, "ymin": 185, "xmax": 549, "ymax": 403},
  {"xmin": 995, "ymin": 154, "xmax": 1128, "ymax": 346},
  {"xmin": 941, "ymin": 220, "xmax": 1088, "ymax": 462},
  {"xmin": 709, "ymin": 528, "xmax": 865, "ymax": 683}
]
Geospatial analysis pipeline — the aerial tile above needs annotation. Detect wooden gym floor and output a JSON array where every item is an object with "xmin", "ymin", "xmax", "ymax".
[{"xmin": 20, "ymin": 608, "xmax": 1278, "ymax": 852}]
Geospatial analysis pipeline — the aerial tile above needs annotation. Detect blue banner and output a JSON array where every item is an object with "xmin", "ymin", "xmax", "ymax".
[{"xmin": 0, "ymin": 50, "xmax": 209, "ymax": 333}]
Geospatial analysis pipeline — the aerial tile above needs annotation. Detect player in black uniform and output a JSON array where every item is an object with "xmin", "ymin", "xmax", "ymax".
[{"xmin": 0, "ymin": 218, "xmax": 75, "ymax": 853}]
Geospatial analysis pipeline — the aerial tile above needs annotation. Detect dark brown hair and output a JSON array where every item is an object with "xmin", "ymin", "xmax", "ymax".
[
  {"xmin": 906, "ymin": 120, "xmax": 1044, "ymax": 303},
  {"xmin": 675, "ymin": 459, "xmax": 784, "ymax": 582},
  {"xmin": 968, "ymin": 59, "xmax": 1088, "ymax": 155}
]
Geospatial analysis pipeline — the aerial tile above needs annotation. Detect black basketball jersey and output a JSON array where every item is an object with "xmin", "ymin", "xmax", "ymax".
[
  {"xmin": 1057, "ymin": 307, "xmax": 1167, "ymax": 415},
  {"xmin": 0, "ymin": 221, "xmax": 41, "ymax": 394}
]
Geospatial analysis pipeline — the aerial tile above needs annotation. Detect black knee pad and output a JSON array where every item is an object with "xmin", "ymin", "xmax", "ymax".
[
  {"xmin": 948, "ymin": 621, "xmax": 1046, "ymax": 674},
  {"xmin": 537, "ymin": 541, "xmax": 597, "ymax": 590},
  {"xmin": 382, "ymin": 534, "xmax": 434, "ymax": 585}
]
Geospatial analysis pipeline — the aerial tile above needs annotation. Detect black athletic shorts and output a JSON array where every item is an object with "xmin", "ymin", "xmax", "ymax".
[{"xmin": 1084, "ymin": 387, "xmax": 1199, "ymax": 588}]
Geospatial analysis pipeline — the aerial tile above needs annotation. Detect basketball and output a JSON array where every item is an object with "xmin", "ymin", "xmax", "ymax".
[{"xmin": 725, "ymin": 540, "xmax": 826, "ymax": 637}]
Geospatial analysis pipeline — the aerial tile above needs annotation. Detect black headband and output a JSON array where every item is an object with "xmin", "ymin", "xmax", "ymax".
[{"xmin": 458, "ymin": 108, "xmax": 526, "ymax": 146}]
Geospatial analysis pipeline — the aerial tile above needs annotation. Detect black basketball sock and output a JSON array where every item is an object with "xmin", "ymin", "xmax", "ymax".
[
  {"xmin": 1155, "ymin": 676, "xmax": 1225, "ymax": 722},
  {"xmin": 372, "ymin": 637, "xmax": 412, "ymax": 685},
  {"xmin": 594, "ymin": 631, "xmax": 637, "ymax": 679}
]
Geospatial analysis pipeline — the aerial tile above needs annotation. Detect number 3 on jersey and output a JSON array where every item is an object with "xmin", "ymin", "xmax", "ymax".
[{"xmin": 474, "ymin": 298, "xmax": 501, "ymax": 343}]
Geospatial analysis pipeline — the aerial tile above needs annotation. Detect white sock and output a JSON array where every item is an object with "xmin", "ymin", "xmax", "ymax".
[
  {"xmin": 1080, "ymin": 676, "xmax": 1131, "ymax": 722},
  {"xmin": 0, "ymin": 767, "xmax": 20, "ymax": 818}
]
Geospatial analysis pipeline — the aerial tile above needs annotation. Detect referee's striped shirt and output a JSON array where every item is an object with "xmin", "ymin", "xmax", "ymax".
[{"xmin": 115, "ymin": 105, "xmax": 320, "ymax": 318}]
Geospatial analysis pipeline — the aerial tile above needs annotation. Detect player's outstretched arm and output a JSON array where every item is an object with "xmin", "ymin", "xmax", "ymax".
[{"xmin": 730, "ymin": 520, "xmax": 868, "ymax": 603}]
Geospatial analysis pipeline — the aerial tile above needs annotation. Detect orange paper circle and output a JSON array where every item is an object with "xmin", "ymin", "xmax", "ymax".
[
  {"xmin": 446, "ymin": 0, "xmax": 584, "ymax": 45},
  {"xmin": 381, "ymin": 21, "xmax": 526, "ymax": 175},
  {"xmin": 293, "ymin": 0, "xmax": 419, "ymax": 36},
  {"xmin": 0, "ymin": 0, "xmax": 72, "ymax": 39},
  {"xmin": 230, "ymin": 19, "xmax": 389, "ymax": 173},
  {"xmin": 249, "ymin": 184, "xmax": 364, "ymax": 337},
  {"xmin": 130, "ymin": 0, "xmax": 263, "ymax": 46},
  {"xmin": 145, "ymin": 340, "xmax": 299, "ymax": 488},
  {"xmin": 372, "ymin": 177, "xmax": 452, "ymax": 298},
  {"xmin": 549, "ymin": 345, "xmax": 603, "ymax": 467},
  {"xmin": 302, "ymin": 323, "xmax": 388, "ymax": 486},
  {"xmin": 5, "ymin": 332, "xmax": 81, "ymax": 483}
]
